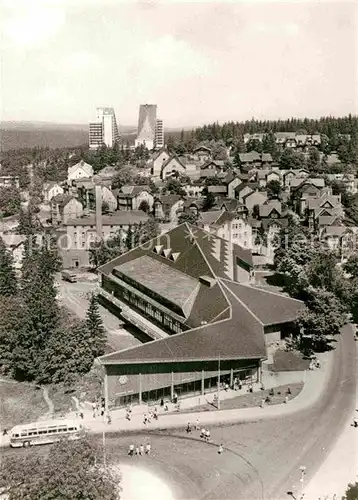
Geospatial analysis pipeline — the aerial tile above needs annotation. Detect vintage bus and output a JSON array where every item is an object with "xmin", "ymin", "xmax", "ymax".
[{"xmin": 9, "ymin": 419, "xmax": 84, "ymax": 448}]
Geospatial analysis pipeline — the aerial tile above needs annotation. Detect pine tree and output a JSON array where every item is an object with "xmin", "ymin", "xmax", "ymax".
[
  {"xmin": 85, "ymin": 294, "xmax": 107, "ymax": 358},
  {"xmin": 0, "ymin": 238, "xmax": 17, "ymax": 296}
]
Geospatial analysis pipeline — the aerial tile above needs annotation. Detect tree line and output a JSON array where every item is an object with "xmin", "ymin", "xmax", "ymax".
[{"xmin": 0, "ymin": 220, "xmax": 107, "ymax": 385}]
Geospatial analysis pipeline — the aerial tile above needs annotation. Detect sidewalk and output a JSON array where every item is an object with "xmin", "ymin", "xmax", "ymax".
[
  {"xmin": 0, "ymin": 350, "xmax": 332, "ymax": 448},
  {"xmin": 75, "ymin": 350, "xmax": 332, "ymax": 435},
  {"xmin": 303, "ymin": 359, "xmax": 358, "ymax": 500}
]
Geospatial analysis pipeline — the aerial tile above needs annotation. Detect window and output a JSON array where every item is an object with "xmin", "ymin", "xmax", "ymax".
[
  {"xmin": 233, "ymin": 233, "xmax": 238, "ymax": 239},
  {"xmin": 68, "ymin": 427, "xmax": 74, "ymax": 431},
  {"xmin": 232, "ymin": 224, "xmax": 238, "ymax": 230},
  {"xmin": 38, "ymin": 430, "xmax": 48, "ymax": 435}
]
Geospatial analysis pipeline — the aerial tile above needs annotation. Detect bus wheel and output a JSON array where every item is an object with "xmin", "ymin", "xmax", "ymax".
[{"xmin": 23, "ymin": 441, "xmax": 31, "ymax": 448}]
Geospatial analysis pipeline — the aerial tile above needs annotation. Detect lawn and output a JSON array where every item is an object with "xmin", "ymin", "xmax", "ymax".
[
  {"xmin": 270, "ymin": 349, "xmax": 311, "ymax": 372},
  {"xmin": 170, "ymin": 383, "xmax": 303, "ymax": 415},
  {"xmin": 0, "ymin": 381, "xmax": 49, "ymax": 429},
  {"xmin": 48, "ymin": 369, "xmax": 103, "ymax": 415}
]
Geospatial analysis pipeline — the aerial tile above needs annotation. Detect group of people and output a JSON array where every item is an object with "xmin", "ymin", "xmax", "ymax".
[
  {"xmin": 128, "ymin": 443, "xmax": 151, "ymax": 456},
  {"xmin": 143, "ymin": 408, "xmax": 159, "ymax": 424}
]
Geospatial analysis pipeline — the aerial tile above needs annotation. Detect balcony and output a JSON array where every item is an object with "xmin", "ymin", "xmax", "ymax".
[{"xmin": 99, "ymin": 288, "xmax": 169, "ymax": 341}]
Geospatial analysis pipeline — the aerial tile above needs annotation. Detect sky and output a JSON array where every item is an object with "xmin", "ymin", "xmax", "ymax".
[{"xmin": 1, "ymin": 0, "xmax": 357, "ymax": 127}]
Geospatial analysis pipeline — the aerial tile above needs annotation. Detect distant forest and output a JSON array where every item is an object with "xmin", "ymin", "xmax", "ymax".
[{"xmin": 167, "ymin": 115, "xmax": 358, "ymax": 143}]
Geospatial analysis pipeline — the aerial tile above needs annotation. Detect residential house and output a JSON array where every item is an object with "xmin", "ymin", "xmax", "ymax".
[
  {"xmin": 182, "ymin": 185, "xmax": 205, "ymax": 198},
  {"xmin": 200, "ymin": 209, "xmax": 253, "ymax": 249},
  {"xmin": 327, "ymin": 173, "xmax": 357, "ymax": 195},
  {"xmin": 243, "ymin": 133, "xmax": 265, "ymax": 144},
  {"xmin": 153, "ymin": 195, "xmax": 184, "ymax": 222},
  {"xmin": 67, "ymin": 160, "xmax": 94, "ymax": 184},
  {"xmin": 305, "ymin": 194, "xmax": 344, "ymax": 230},
  {"xmin": 257, "ymin": 169, "xmax": 282, "ymax": 188},
  {"xmin": 115, "ymin": 185, "xmax": 154, "ymax": 212},
  {"xmin": 320, "ymin": 226, "xmax": 355, "ymax": 259},
  {"xmin": 62, "ymin": 210, "xmax": 149, "ymax": 268},
  {"xmin": 235, "ymin": 183, "xmax": 257, "ymax": 203},
  {"xmin": 51, "ymin": 194, "xmax": 83, "ymax": 226},
  {"xmin": 43, "ymin": 181, "xmax": 64, "ymax": 202},
  {"xmin": 282, "ymin": 169, "xmax": 310, "ymax": 189},
  {"xmin": 0, "ymin": 175, "xmax": 20, "ymax": 189},
  {"xmin": 193, "ymin": 145, "xmax": 212, "ymax": 162},
  {"xmin": 242, "ymin": 190, "xmax": 268, "ymax": 212},
  {"xmin": 160, "ymin": 156, "xmax": 187, "ymax": 179},
  {"xmin": 183, "ymin": 198, "xmax": 205, "ymax": 217},
  {"xmin": 94, "ymin": 166, "xmax": 118, "ymax": 185},
  {"xmin": 275, "ymin": 132, "xmax": 296, "ymax": 148},
  {"xmin": 208, "ymin": 184, "xmax": 228, "ymax": 197},
  {"xmin": 151, "ymin": 149, "xmax": 171, "ymax": 178},
  {"xmin": 258, "ymin": 200, "xmax": 283, "ymax": 220}
]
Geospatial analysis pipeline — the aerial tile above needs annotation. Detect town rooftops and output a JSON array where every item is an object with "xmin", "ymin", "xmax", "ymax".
[
  {"xmin": 118, "ymin": 185, "xmax": 150, "ymax": 198},
  {"xmin": 65, "ymin": 210, "xmax": 149, "ymax": 227},
  {"xmin": 259, "ymin": 201, "xmax": 282, "ymax": 217}
]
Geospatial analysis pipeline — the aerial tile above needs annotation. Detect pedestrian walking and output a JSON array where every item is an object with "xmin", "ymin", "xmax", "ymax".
[
  {"xmin": 205, "ymin": 429, "xmax": 211, "ymax": 442},
  {"xmin": 195, "ymin": 417, "xmax": 200, "ymax": 430},
  {"xmin": 79, "ymin": 412, "xmax": 84, "ymax": 420},
  {"xmin": 186, "ymin": 422, "xmax": 192, "ymax": 434},
  {"xmin": 148, "ymin": 412, "xmax": 152, "ymax": 423},
  {"xmin": 92, "ymin": 402, "xmax": 96, "ymax": 418},
  {"xmin": 106, "ymin": 412, "xmax": 111, "ymax": 424},
  {"xmin": 143, "ymin": 413, "xmax": 148, "ymax": 425},
  {"xmin": 261, "ymin": 399, "xmax": 265, "ymax": 408},
  {"xmin": 164, "ymin": 403, "xmax": 169, "ymax": 412},
  {"xmin": 200, "ymin": 428, "xmax": 206, "ymax": 439},
  {"xmin": 353, "ymin": 418, "xmax": 358, "ymax": 428},
  {"xmin": 135, "ymin": 446, "xmax": 140, "ymax": 456},
  {"xmin": 128, "ymin": 444, "xmax": 134, "ymax": 456},
  {"xmin": 153, "ymin": 407, "xmax": 158, "ymax": 420},
  {"xmin": 146, "ymin": 443, "xmax": 151, "ymax": 455},
  {"xmin": 140, "ymin": 444, "xmax": 144, "ymax": 456},
  {"xmin": 2, "ymin": 429, "xmax": 8, "ymax": 436},
  {"xmin": 225, "ymin": 383, "xmax": 229, "ymax": 392},
  {"xmin": 218, "ymin": 444, "xmax": 224, "ymax": 454},
  {"xmin": 126, "ymin": 411, "xmax": 132, "ymax": 421},
  {"xmin": 284, "ymin": 396, "xmax": 289, "ymax": 404}
]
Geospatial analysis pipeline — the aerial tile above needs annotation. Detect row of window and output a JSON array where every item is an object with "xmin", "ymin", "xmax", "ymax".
[
  {"xmin": 120, "ymin": 288, "xmax": 182, "ymax": 333},
  {"xmin": 14, "ymin": 427, "xmax": 76, "ymax": 438}
]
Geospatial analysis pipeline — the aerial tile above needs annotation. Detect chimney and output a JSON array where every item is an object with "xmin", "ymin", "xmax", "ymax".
[{"xmin": 95, "ymin": 185, "xmax": 102, "ymax": 239}]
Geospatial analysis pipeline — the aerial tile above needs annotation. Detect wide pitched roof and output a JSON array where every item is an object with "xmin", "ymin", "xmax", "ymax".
[
  {"xmin": 222, "ymin": 280, "xmax": 305, "ymax": 326},
  {"xmin": 259, "ymin": 201, "xmax": 282, "ymax": 217},
  {"xmin": 114, "ymin": 255, "xmax": 199, "ymax": 318},
  {"xmin": 200, "ymin": 210, "xmax": 224, "ymax": 226},
  {"xmin": 99, "ymin": 279, "xmax": 266, "ymax": 365}
]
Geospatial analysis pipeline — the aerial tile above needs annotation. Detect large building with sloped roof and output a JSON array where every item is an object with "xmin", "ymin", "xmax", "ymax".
[{"xmin": 98, "ymin": 223, "xmax": 304, "ymax": 408}]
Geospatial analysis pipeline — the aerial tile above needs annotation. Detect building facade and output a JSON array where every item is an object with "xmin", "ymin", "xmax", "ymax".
[
  {"xmin": 135, "ymin": 104, "xmax": 157, "ymax": 150},
  {"xmin": 89, "ymin": 107, "xmax": 119, "ymax": 149},
  {"xmin": 97, "ymin": 223, "xmax": 304, "ymax": 409},
  {"xmin": 154, "ymin": 119, "xmax": 164, "ymax": 150}
]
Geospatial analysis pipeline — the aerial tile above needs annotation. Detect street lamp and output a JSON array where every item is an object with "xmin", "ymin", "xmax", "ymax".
[
  {"xmin": 299, "ymin": 465, "xmax": 306, "ymax": 498},
  {"xmin": 287, "ymin": 466, "xmax": 306, "ymax": 500}
]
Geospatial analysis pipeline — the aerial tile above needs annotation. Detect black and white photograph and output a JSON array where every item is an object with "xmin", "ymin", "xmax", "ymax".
[{"xmin": 0, "ymin": 0, "xmax": 357, "ymax": 499}]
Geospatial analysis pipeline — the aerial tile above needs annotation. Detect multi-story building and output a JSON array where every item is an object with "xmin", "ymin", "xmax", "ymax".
[
  {"xmin": 135, "ymin": 104, "xmax": 157, "ymax": 150},
  {"xmin": 154, "ymin": 119, "xmax": 164, "ymax": 150},
  {"xmin": 96, "ymin": 223, "xmax": 304, "ymax": 409},
  {"xmin": 200, "ymin": 209, "xmax": 253, "ymax": 249},
  {"xmin": 61, "ymin": 210, "xmax": 149, "ymax": 268},
  {"xmin": 89, "ymin": 107, "xmax": 119, "ymax": 149}
]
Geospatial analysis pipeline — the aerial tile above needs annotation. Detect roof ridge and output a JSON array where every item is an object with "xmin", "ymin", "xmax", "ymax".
[
  {"xmin": 220, "ymin": 280, "xmax": 264, "ymax": 326},
  {"xmin": 222, "ymin": 278, "xmax": 304, "ymax": 304}
]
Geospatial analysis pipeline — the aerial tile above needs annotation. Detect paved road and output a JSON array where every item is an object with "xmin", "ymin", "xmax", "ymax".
[
  {"xmin": 102, "ymin": 327, "xmax": 357, "ymax": 500},
  {"xmin": 57, "ymin": 278, "xmax": 140, "ymax": 351},
  {"xmin": 4, "ymin": 327, "xmax": 356, "ymax": 500}
]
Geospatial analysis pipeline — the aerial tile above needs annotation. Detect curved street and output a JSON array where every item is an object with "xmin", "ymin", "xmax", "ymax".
[{"xmin": 5, "ymin": 325, "xmax": 356, "ymax": 499}]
